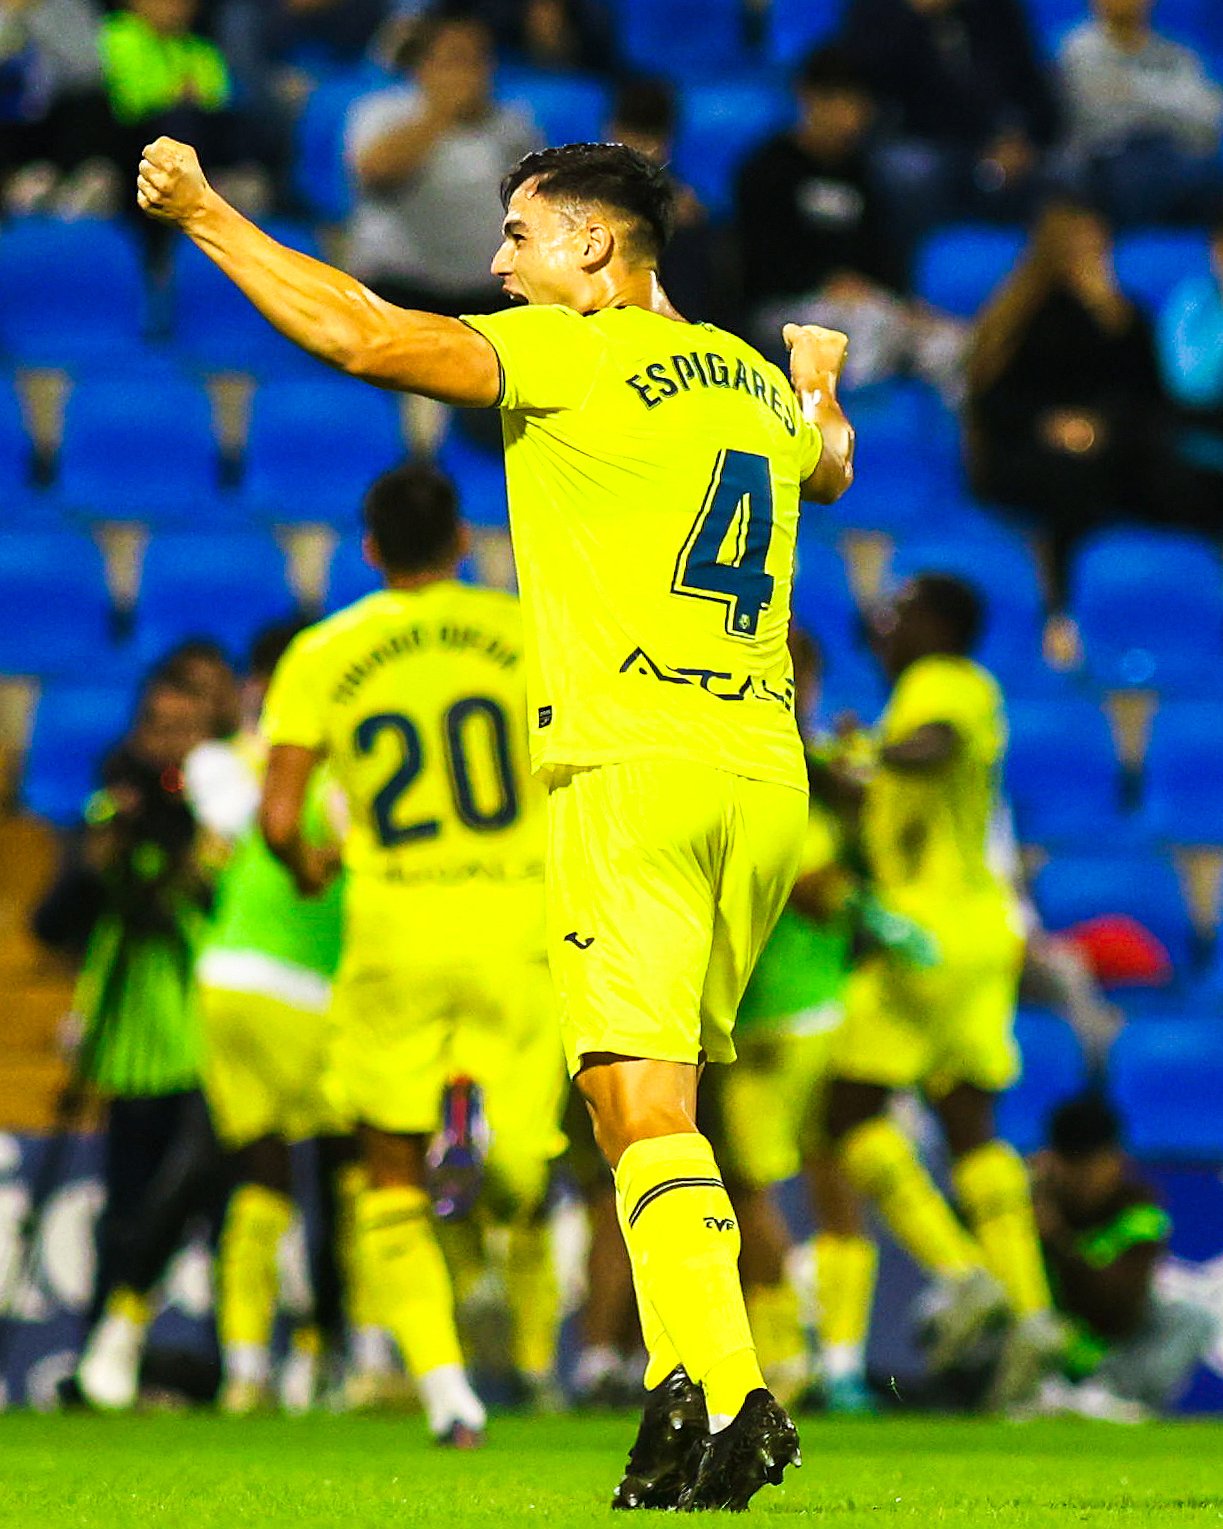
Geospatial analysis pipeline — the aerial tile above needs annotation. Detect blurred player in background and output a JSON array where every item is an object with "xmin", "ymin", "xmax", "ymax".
[
  {"xmin": 135, "ymin": 134, "xmax": 853, "ymax": 1509},
  {"xmin": 259, "ymin": 463, "xmax": 566, "ymax": 1446},
  {"xmin": 824, "ymin": 574, "xmax": 1060, "ymax": 1410},
  {"xmin": 187, "ymin": 621, "xmax": 353, "ymax": 1416}
]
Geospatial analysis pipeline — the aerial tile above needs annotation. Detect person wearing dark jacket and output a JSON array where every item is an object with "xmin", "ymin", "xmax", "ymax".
[
  {"xmin": 840, "ymin": 0, "xmax": 1058, "ymax": 237},
  {"xmin": 964, "ymin": 200, "xmax": 1166, "ymax": 605}
]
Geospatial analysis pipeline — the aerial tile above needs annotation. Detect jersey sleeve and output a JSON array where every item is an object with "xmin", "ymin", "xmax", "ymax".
[
  {"xmin": 460, "ymin": 305, "xmax": 603, "ymax": 413},
  {"xmin": 888, "ymin": 660, "xmax": 1002, "ymax": 761},
  {"xmin": 797, "ymin": 417, "xmax": 824, "ymax": 484},
  {"xmin": 261, "ymin": 634, "xmax": 327, "ymax": 753}
]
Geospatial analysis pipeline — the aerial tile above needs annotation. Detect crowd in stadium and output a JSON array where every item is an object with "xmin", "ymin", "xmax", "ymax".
[{"xmin": 2, "ymin": 0, "xmax": 1223, "ymax": 1447}]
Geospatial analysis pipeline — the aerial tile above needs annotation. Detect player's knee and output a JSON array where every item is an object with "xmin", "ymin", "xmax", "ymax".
[{"xmin": 362, "ymin": 1126, "xmax": 428, "ymax": 1189}]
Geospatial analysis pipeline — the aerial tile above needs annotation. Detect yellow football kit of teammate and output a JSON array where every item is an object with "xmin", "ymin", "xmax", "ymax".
[
  {"xmin": 261, "ymin": 582, "xmax": 566, "ymax": 1198},
  {"xmin": 462, "ymin": 302, "xmax": 819, "ymax": 1420},
  {"xmin": 832, "ymin": 654, "xmax": 1026, "ymax": 1095}
]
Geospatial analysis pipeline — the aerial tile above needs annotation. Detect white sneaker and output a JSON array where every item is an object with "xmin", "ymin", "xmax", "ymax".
[
  {"xmin": 1023, "ymin": 1374, "xmax": 1147, "ymax": 1424},
  {"xmin": 923, "ymin": 1268, "xmax": 1009, "ymax": 1371},
  {"xmin": 76, "ymin": 1315, "xmax": 144, "ymax": 1411},
  {"xmin": 988, "ymin": 1310, "xmax": 1069, "ymax": 1412}
]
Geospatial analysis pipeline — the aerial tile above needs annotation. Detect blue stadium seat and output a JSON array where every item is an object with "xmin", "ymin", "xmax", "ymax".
[
  {"xmin": 1033, "ymin": 852, "xmax": 1194, "ymax": 979},
  {"xmin": 240, "ymin": 378, "xmax": 405, "ymax": 526},
  {"xmin": 914, "ymin": 224, "xmax": 1026, "ymax": 319},
  {"xmin": 791, "ymin": 532, "xmax": 864, "ymax": 669},
  {"xmin": 22, "ymin": 683, "xmax": 132, "ymax": 826},
  {"xmin": 435, "ymin": 425, "xmax": 508, "ymax": 529},
  {"xmin": 996, "ymin": 1009, "xmax": 1088, "ymax": 1155},
  {"xmin": 56, "ymin": 373, "xmax": 224, "ymax": 526},
  {"xmin": 171, "ymin": 220, "xmax": 325, "ymax": 376},
  {"xmin": 1111, "ymin": 1017, "xmax": 1223, "ymax": 1159},
  {"xmin": 1005, "ymin": 699, "xmax": 1126, "ymax": 847},
  {"xmin": 134, "ymin": 531, "xmax": 298, "ymax": 664},
  {"xmin": 0, "ymin": 530, "xmax": 114, "ymax": 678},
  {"xmin": 618, "ymin": 0, "xmax": 748, "ymax": 77},
  {"xmin": 1070, "ymin": 527, "xmax": 1223, "ymax": 691},
  {"xmin": 497, "ymin": 67, "xmax": 610, "ymax": 147},
  {"xmin": 673, "ymin": 80, "xmax": 793, "ymax": 219},
  {"xmin": 1116, "ymin": 230, "xmax": 1212, "ymax": 314},
  {"xmin": 325, "ymin": 536, "xmax": 379, "ymax": 612},
  {"xmin": 764, "ymin": 0, "xmax": 843, "ymax": 66},
  {"xmin": 293, "ymin": 64, "xmax": 394, "ymax": 221},
  {"xmin": 0, "ymin": 375, "xmax": 34, "ymax": 508},
  {"xmin": 1141, "ymin": 703, "xmax": 1223, "ymax": 846},
  {"xmin": 0, "ymin": 218, "xmax": 147, "ymax": 367},
  {"xmin": 888, "ymin": 528, "xmax": 1047, "ymax": 682}
]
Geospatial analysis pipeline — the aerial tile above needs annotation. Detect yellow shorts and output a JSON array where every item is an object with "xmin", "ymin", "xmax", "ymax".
[
  {"xmin": 713, "ymin": 1019, "xmax": 840, "ymax": 1188},
  {"xmin": 329, "ymin": 881, "xmax": 567, "ymax": 1205},
  {"xmin": 831, "ymin": 896, "xmax": 1025, "ymax": 1097},
  {"xmin": 546, "ymin": 760, "xmax": 807, "ymax": 1072},
  {"xmin": 199, "ymin": 960, "xmax": 343, "ymax": 1149}
]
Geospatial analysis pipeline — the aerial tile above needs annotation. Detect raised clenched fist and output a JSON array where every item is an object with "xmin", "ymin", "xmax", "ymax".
[
  {"xmin": 782, "ymin": 323, "xmax": 850, "ymax": 400},
  {"xmin": 136, "ymin": 137, "xmax": 210, "ymax": 226}
]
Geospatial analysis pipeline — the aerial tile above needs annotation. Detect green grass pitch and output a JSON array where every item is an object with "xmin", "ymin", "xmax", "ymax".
[{"xmin": 1, "ymin": 1412, "xmax": 1221, "ymax": 1526}]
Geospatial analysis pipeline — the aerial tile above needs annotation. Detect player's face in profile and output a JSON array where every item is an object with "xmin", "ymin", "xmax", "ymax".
[{"xmin": 491, "ymin": 180, "xmax": 591, "ymax": 308}]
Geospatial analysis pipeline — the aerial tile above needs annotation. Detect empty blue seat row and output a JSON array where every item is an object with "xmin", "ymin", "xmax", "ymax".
[
  {"xmin": 913, "ymin": 225, "xmax": 1212, "ymax": 320},
  {"xmin": 1111, "ymin": 1016, "xmax": 1223, "ymax": 1159},
  {"xmin": 1033, "ymin": 852, "xmax": 1196, "ymax": 980}
]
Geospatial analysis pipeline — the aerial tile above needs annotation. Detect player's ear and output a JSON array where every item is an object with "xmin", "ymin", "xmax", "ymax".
[
  {"xmin": 361, "ymin": 532, "xmax": 382, "ymax": 572},
  {"xmin": 580, "ymin": 216, "xmax": 614, "ymax": 272}
]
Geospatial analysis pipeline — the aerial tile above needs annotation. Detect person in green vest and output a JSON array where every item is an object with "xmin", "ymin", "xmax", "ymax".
[{"xmin": 99, "ymin": 0, "xmax": 273, "ymax": 205}]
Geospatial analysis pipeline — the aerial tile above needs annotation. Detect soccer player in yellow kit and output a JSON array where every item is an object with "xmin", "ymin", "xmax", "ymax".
[
  {"xmin": 136, "ymin": 136, "xmax": 854, "ymax": 1509},
  {"xmin": 259, "ymin": 463, "xmax": 566, "ymax": 1443},
  {"xmin": 825, "ymin": 575, "xmax": 1063, "ymax": 1410}
]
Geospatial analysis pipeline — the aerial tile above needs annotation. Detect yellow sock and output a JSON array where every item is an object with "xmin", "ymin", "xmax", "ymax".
[
  {"xmin": 355, "ymin": 1184, "xmax": 464, "ymax": 1379},
  {"xmin": 615, "ymin": 1133, "xmax": 764, "ymax": 1420},
  {"xmin": 614, "ymin": 1184, "xmax": 682, "ymax": 1390},
  {"xmin": 336, "ymin": 1164, "xmax": 379, "ymax": 1334},
  {"xmin": 814, "ymin": 1233, "xmax": 878, "ymax": 1350},
  {"xmin": 842, "ymin": 1118, "xmax": 982, "ymax": 1277},
  {"xmin": 505, "ymin": 1219, "xmax": 560, "ymax": 1382},
  {"xmin": 218, "ymin": 1184, "xmax": 294, "ymax": 1350},
  {"xmin": 106, "ymin": 1286, "xmax": 152, "ymax": 1328},
  {"xmin": 745, "ymin": 1281, "xmax": 807, "ymax": 1404},
  {"xmin": 953, "ymin": 1141, "xmax": 1052, "ymax": 1317}
]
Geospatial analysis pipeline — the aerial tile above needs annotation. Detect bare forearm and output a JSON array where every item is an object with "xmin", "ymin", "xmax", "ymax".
[
  {"xmin": 180, "ymin": 187, "xmax": 497, "ymax": 401},
  {"xmin": 799, "ymin": 375, "xmax": 855, "ymax": 503}
]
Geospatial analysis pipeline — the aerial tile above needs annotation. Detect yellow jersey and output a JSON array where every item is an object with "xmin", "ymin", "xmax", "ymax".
[
  {"xmin": 461, "ymin": 303, "xmax": 823, "ymax": 793},
  {"xmin": 260, "ymin": 582, "xmax": 543, "ymax": 892},
  {"xmin": 865, "ymin": 655, "xmax": 1013, "ymax": 904}
]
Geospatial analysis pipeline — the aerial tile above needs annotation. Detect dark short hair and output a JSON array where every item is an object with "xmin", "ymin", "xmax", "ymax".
[
  {"xmin": 363, "ymin": 461, "xmax": 461, "ymax": 575},
  {"xmin": 248, "ymin": 618, "xmax": 313, "ymax": 681},
  {"xmin": 160, "ymin": 638, "xmax": 231, "ymax": 673},
  {"xmin": 912, "ymin": 573, "xmax": 983, "ymax": 656},
  {"xmin": 1049, "ymin": 1092, "xmax": 1124, "ymax": 1159},
  {"xmin": 610, "ymin": 78, "xmax": 677, "ymax": 143},
  {"xmin": 799, "ymin": 43, "xmax": 870, "ymax": 96},
  {"xmin": 501, "ymin": 141, "xmax": 675, "ymax": 263},
  {"xmin": 392, "ymin": 6, "xmax": 489, "ymax": 72}
]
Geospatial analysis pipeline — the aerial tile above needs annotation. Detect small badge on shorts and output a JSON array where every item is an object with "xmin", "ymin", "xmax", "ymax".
[
  {"xmin": 564, "ymin": 931, "xmax": 595, "ymax": 950},
  {"xmin": 538, "ymin": 705, "xmax": 553, "ymax": 728}
]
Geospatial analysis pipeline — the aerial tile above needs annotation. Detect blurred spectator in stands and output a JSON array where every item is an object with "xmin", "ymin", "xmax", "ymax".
[
  {"xmin": 1155, "ymin": 211, "xmax": 1223, "ymax": 531},
  {"xmin": 0, "ymin": 0, "xmax": 115, "ymax": 212},
  {"xmin": 839, "ymin": 0, "xmax": 1058, "ymax": 245},
  {"xmin": 736, "ymin": 45, "xmax": 963, "ymax": 394},
  {"xmin": 964, "ymin": 200, "xmax": 1165, "ymax": 607},
  {"xmin": 1028, "ymin": 1092, "xmax": 1217, "ymax": 1417},
  {"xmin": 344, "ymin": 10, "xmax": 536, "ymax": 317},
  {"xmin": 473, "ymin": 0, "xmax": 615, "ymax": 75},
  {"xmin": 100, "ymin": 0, "xmax": 275, "ymax": 214},
  {"xmin": 1055, "ymin": 0, "xmax": 1223, "ymax": 227},
  {"xmin": 607, "ymin": 77, "xmax": 719, "ymax": 322},
  {"xmin": 31, "ymin": 671, "xmax": 219, "ymax": 1409},
  {"xmin": 157, "ymin": 638, "xmax": 242, "ymax": 742}
]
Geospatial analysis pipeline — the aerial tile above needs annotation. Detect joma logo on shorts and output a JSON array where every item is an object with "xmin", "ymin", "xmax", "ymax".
[
  {"xmin": 704, "ymin": 1216, "xmax": 736, "ymax": 1232},
  {"xmin": 564, "ymin": 932, "xmax": 595, "ymax": 950}
]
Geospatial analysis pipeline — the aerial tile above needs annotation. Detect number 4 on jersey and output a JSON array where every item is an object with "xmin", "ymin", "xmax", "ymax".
[{"xmin": 672, "ymin": 449, "xmax": 775, "ymax": 639}]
